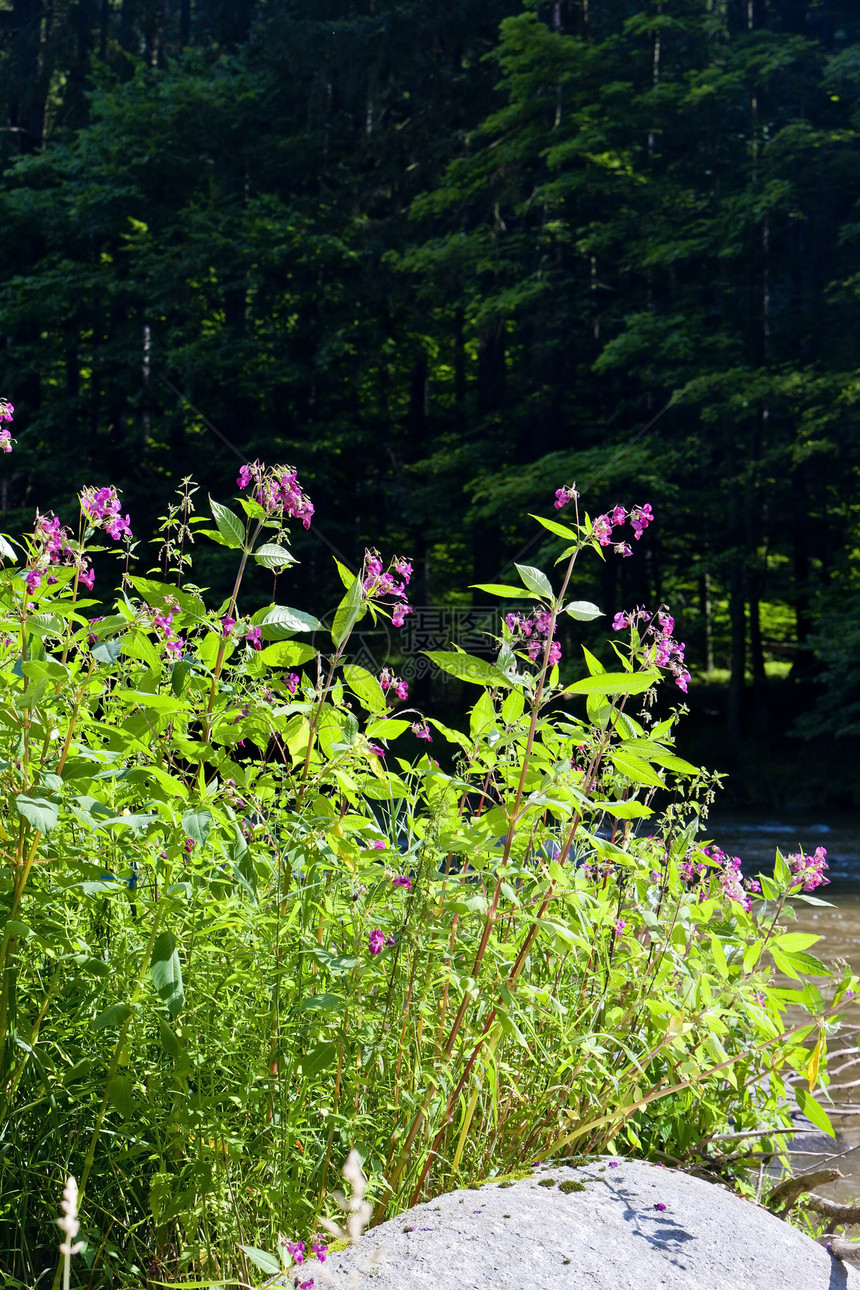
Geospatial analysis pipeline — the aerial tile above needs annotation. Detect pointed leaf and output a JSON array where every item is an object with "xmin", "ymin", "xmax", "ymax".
[
  {"xmin": 151, "ymin": 930, "xmax": 184, "ymax": 1018},
  {"xmin": 208, "ymin": 498, "xmax": 245, "ymax": 550},
  {"xmin": 514, "ymin": 563, "xmax": 553, "ymax": 599}
]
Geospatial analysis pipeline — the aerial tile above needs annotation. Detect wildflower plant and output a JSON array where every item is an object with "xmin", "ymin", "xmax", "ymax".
[{"xmin": 0, "ymin": 464, "xmax": 853, "ymax": 1287}]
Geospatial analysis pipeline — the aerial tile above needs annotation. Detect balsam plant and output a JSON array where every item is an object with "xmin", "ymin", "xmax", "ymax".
[{"xmin": 0, "ymin": 452, "xmax": 852, "ymax": 1288}]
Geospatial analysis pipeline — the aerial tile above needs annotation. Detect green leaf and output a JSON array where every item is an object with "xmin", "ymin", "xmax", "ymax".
[
  {"xmin": 332, "ymin": 577, "xmax": 364, "ymax": 647},
  {"xmin": 564, "ymin": 671, "xmax": 659, "ymax": 697},
  {"xmin": 259, "ymin": 641, "xmax": 316, "ymax": 667},
  {"xmin": 91, "ymin": 639, "xmax": 123, "ymax": 665},
  {"xmin": 773, "ymin": 932, "xmax": 821, "ymax": 953},
  {"xmin": 259, "ymin": 604, "xmax": 321, "ymax": 639},
  {"xmin": 298, "ymin": 1041, "xmax": 339, "ymax": 1078},
  {"xmin": 794, "ymin": 1086, "xmax": 835, "ymax": 1138},
  {"xmin": 107, "ymin": 1074, "xmax": 135, "ymax": 1119},
  {"xmin": 92, "ymin": 1003, "xmax": 133, "ymax": 1030},
  {"xmin": 158, "ymin": 1018, "xmax": 182, "ymax": 1059},
  {"xmin": 769, "ymin": 948, "xmax": 830, "ymax": 979},
  {"xmin": 529, "ymin": 514, "xmax": 578, "ymax": 540},
  {"xmin": 599, "ymin": 799, "xmax": 652, "ymax": 819},
  {"xmin": 253, "ymin": 542, "xmax": 298, "ymax": 571},
  {"xmin": 296, "ymin": 993, "xmax": 344, "ymax": 1012},
  {"xmin": 151, "ymin": 930, "xmax": 184, "ymax": 1018},
  {"xmin": 709, "ymin": 933, "xmax": 729, "ymax": 980},
  {"xmin": 182, "ymin": 808, "xmax": 212, "ymax": 846},
  {"xmin": 514, "ymin": 563, "xmax": 552, "ymax": 599},
  {"xmin": 366, "ymin": 718, "xmax": 410, "ymax": 740},
  {"xmin": 610, "ymin": 751, "xmax": 665, "ymax": 788},
  {"xmin": 470, "ymin": 583, "xmax": 534, "ymax": 599},
  {"xmin": 209, "ymin": 497, "xmax": 245, "ymax": 550},
  {"xmin": 424, "ymin": 650, "xmax": 512, "ymax": 688},
  {"xmin": 342, "ymin": 664, "xmax": 386, "ymax": 713},
  {"xmin": 126, "ymin": 577, "xmax": 206, "ymax": 619},
  {"xmin": 15, "ymin": 794, "xmax": 59, "ymax": 834},
  {"xmin": 0, "ymin": 533, "xmax": 17, "ymax": 561},
  {"xmin": 564, "ymin": 600, "xmax": 603, "ymax": 621},
  {"xmin": 237, "ymin": 1246, "xmax": 281, "ymax": 1277}
]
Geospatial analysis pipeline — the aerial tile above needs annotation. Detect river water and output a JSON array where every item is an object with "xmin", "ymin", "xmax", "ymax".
[{"xmin": 710, "ymin": 812, "xmax": 860, "ymax": 1205}]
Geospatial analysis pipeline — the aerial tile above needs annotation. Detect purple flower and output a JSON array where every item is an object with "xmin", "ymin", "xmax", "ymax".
[
  {"xmin": 653, "ymin": 1202, "xmax": 667, "ymax": 1212},
  {"xmin": 554, "ymin": 485, "xmax": 576, "ymax": 510},
  {"xmin": 608, "ymin": 1161, "xmax": 619, "ymax": 1168},
  {"xmin": 392, "ymin": 604, "xmax": 412, "ymax": 628},
  {"xmin": 184, "ymin": 838, "xmax": 195, "ymax": 853},
  {"xmin": 547, "ymin": 641, "xmax": 562, "ymax": 666},
  {"xmin": 392, "ymin": 875, "xmax": 411, "ymax": 890},
  {"xmin": 394, "ymin": 559, "xmax": 413, "ymax": 583},
  {"xmin": 222, "ymin": 615, "xmax": 236, "ymax": 636},
  {"xmin": 286, "ymin": 1239, "xmax": 305, "ymax": 1265},
  {"xmin": 245, "ymin": 625, "xmax": 262, "ymax": 650},
  {"xmin": 412, "ymin": 722, "xmax": 433, "ymax": 742},
  {"xmin": 592, "ymin": 514, "xmax": 613, "ymax": 546},
  {"xmin": 286, "ymin": 672, "xmax": 300, "ymax": 694},
  {"xmin": 311, "ymin": 1242, "xmax": 327, "ymax": 1262},
  {"xmin": 237, "ymin": 464, "xmax": 252, "ymax": 489},
  {"xmin": 612, "ymin": 612, "xmax": 628, "ymax": 631},
  {"xmin": 609, "ymin": 505, "xmax": 626, "ymax": 527},
  {"xmin": 614, "ymin": 919, "xmax": 626, "ymax": 935},
  {"xmin": 787, "ymin": 845, "xmax": 829, "ymax": 893},
  {"xmin": 395, "ymin": 680, "xmax": 409, "ymax": 701},
  {"xmin": 368, "ymin": 745, "xmax": 386, "ymax": 757},
  {"xmin": 630, "ymin": 503, "xmax": 654, "ymax": 540},
  {"xmin": 80, "ymin": 485, "xmax": 132, "ymax": 540},
  {"xmin": 368, "ymin": 928, "xmax": 385, "ymax": 956},
  {"xmin": 24, "ymin": 568, "xmax": 42, "ymax": 593},
  {"xmin": 0, "ymin": 398, "xmax": 14, "ymax": 423},
  {"xmin": 534, "ymin": 610, "xmax": 553, "ymax": 636},
  {"xmin": 368, "ymin": 840, "xmax": 386, "ymax": 850}
]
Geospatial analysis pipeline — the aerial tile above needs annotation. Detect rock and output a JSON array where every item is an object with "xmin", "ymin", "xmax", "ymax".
[{"xmin": 319, "ymin": 1158, "xmax": 860, "ymax": 1289}]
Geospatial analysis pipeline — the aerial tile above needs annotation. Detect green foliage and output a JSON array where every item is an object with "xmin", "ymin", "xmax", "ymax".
[{"xmin": 0, "ymin": 475, "xmax": 852, "ymax": 1287}]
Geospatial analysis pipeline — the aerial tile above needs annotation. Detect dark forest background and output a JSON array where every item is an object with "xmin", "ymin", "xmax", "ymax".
[{"xmin": 1, "ymin": 0, "xmax": 860, "ymax": 805}]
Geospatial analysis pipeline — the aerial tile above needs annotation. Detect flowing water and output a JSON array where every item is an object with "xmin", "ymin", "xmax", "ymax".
[{"xmin": 709, "ymin": 812, "xmax": 860, "ymax": 1205}]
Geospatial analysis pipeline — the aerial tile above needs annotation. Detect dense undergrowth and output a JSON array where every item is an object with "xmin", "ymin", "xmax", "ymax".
[{"xmin": 0, "ymin": 450, "xmax": 852, "ymax": 1287}]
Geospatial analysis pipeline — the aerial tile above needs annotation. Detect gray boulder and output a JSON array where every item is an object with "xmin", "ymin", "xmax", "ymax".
[{"xmin": 319, "ymin": 1158, "xmax": 860, "ymax": 1289}]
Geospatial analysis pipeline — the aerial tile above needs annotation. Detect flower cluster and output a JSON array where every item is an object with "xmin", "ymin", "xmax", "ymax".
[
  {"xmin": 0, "ymin": 398, "xmax": 14, "ymax": 453},
  {"xmin": 154, "ymin": 608, "xmax": 184, "ymax": 659},
  {"xmin": 57, "ymin": 1175, "xmax": 83, "ymax": 1259},
  {"xmin": 80, "ymin": 486, "xmax": 132, "ymax": 541},
  {"xmin": 368, "ymin": 928, "xmax": 395, "ymax": 956},
  {"xmin": 505, "ymin": 608, "xmax": 563, "ymax": 667},
  {"xmin": 787, "ymin": 846, "xmax": 829, "ymax": 892},
  {"xmin": 681, "ymin": 844, "xmax": 753, "ymax": 911},
  {"xmin": 25, "ymin": 510, "xmax": 95, "ymax": 595},
  {"xmin": 379, "ymin": 667, "xmax": 409, "ymax": 701},
  {"xmin": 613, "ymin": 607, "xmax": 690, "ymax": 692},
  {"xmin": 361, "ymin": 549, "xmax": 413, "ymax": 627},
  {"xmin": 591, "ymin": 503, "xmax": 654, "ymax": 557},
  {"xmin": 554, "ymin": 484, "xmax": 578, "ymax": 510},
  {"xmin": 237, "ymin": 460, "xmax": 314, "ymax": 528}
]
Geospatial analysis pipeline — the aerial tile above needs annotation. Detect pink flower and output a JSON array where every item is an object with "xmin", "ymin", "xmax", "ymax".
[
  {"xmin": 368, "ymin": 928, "xmax": 385, "ymax": 956},
  {"xmin": 547, "ymin": 641, "xmax": 562, "ymax": 666},
  {"xmin": 81, "ymin": 486, "xmax": 132, "ymax": 541},
  {"xmin": 368, "ymin": 745, "xmax": 386, "ymax": 757},
  {"xmin": 614, "ymin": 919, "xmax": 626, "ymax": 935},
  {"xmin": 612, "ymin": 612, "xmax": 628, "ymax": 631},
  {"xmin": 394, "ymin": 559, "xmax": 413, "ymax": 583},
  {"xmin": 222, "ymin": 616, "xmax": 236, "ymax": 636},
  {"xmin": 237, "ymin": 464, "xmax": 252, "ymax": 489},
  {"xmin": 609, "ymin": 505, "xmax": 626, "ymax": 527},
  {"xmin": 653, "ymin": 1202, "xmax": 667, "ymax": 1212},
  {"xmin": 286, "ymin": 672, "xmax": 300, "ymax": 694},
  {"xmin": 245, "ymin": 625, "xmax": 262, "ymax": 650},
  {"xmin": 554, "ymin": 486, "xmax": 572, "ymax": 510},
  {"xmin": 184, "ymin": 838, "xmax": 195, "ymax": 853},
  {"xmin": 787, "ymin": 846, "xmax": 829, "ymax": 893},
  {"xmin": 24, "ymin": 568, "xmax": 42, "ymax": 593},
  {"xmin": 395, "ymin": 680, "xmax": 409, "ymax": 701},
  {"xmin": 368, "ymin": 840, "xmax": 386, "ymax": 849},
  {"xmin": 534, "ymin": 610, "xmax": 553, "ymax": 636},
  {"xmin": 0, "ymin": 399, "xmax": 13, "ymax": 423},
  {"xmin": 592, "ymin": 514, "xmax": 613, "ymax": 547},
  {"xmin": 79, "ymin": 566, "xmax": 95, "ymax": 591},
  {"xmin": 412, "ymin": 722, "xmax": 433, "ymax": 741},
  {"xmin": 286, "ymin": 1240, "xmax": 305, "ymax": 1265},
  {"xmin": 392, "ymin": 875, "xmax": 411, "ymax": 890},
  {"xmin": 614, "ymin": 542, "xmax": 633, "ymax": 558},
  {"xmin": 630, "ymin": 503, "xmax": 654, "ymax": 540},
  {"xmin": 392, "ymin": 604, "xmax": 412, "ymax": 628},
  {"xmin": 311, "ymin": 1243, "xmax": 327, "ymax": 1263}
]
